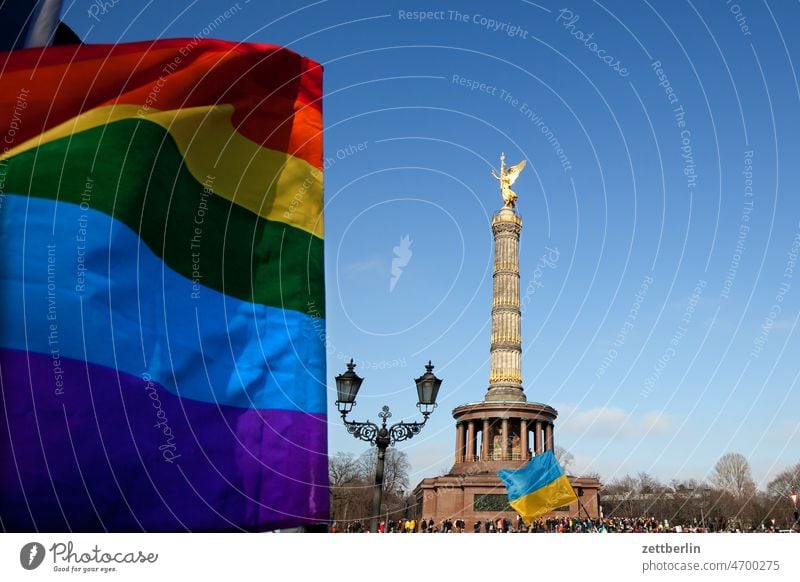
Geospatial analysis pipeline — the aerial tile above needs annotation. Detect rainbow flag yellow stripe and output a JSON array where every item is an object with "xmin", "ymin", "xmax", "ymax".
[{"xmin": 1, "ymin": 104, "xmax": 323, "ymax": 237}]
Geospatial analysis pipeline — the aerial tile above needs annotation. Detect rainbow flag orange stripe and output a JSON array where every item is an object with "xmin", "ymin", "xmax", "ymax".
[
  {"xmin": 1, "ymin": 38, "xmax": 322, "ymax": 168},
  {"xmin": 0, "ymin": 38, "xmax": 328, "ymax": 532}
]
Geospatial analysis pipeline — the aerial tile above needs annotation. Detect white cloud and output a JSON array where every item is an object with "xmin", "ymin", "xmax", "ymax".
[
  {"xmin": 557, "ymin": 405, "xmax": 674, "ymax": 439},
  {"xmin": 771, "ymin": 318, "xmax": 797, "ymax": 331},
  {"xmin": 641, "ymin": 411, "xmax": 672, "ymax": 433}
]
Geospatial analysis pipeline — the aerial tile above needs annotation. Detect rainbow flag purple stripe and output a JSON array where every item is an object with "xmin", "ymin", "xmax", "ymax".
[{"xmin": 0, "ymin": 39, "xmax": 328, "ymax": 531}]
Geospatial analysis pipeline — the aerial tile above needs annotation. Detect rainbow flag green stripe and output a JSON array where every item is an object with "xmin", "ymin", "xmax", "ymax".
[{"xmin": 0, "ymin": 118, "xmax": 324, "ymax": 316}]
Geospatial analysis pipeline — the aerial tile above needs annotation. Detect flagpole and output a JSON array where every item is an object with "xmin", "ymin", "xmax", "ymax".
[{"xmin": 575, "ymin": 495, "xmax": 598, "ymax": 532}]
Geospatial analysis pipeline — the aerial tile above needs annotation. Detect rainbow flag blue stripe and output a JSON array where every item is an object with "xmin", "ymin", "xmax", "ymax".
[{"xmin": 0, "ymin": 38, "xmax": 327, "ymax": 531}]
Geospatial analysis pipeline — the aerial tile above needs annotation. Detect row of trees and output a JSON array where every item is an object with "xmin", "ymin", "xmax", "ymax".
[
  {"xmin": 601, "ymin": 454, "xmax": 800, "ymax": 530},
  {"xmin": 329, "ymin": 449, "xmax": 412, "ymax": 525}
]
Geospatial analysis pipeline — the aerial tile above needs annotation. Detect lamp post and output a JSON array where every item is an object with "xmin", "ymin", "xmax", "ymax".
[{"xmin": 335, "ymin": 359, "xmax": 442, "ymax": 533}]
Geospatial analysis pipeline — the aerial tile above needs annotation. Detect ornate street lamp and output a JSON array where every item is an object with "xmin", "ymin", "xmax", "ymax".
[{"xmin": 335, "ymin": 359, "xmax": 442, "ymax": 533}]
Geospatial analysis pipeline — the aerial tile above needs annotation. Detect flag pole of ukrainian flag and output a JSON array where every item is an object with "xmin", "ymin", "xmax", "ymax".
[{"xmin": 498, "ymin": 450, "xmax": 578, "ymax": 524}]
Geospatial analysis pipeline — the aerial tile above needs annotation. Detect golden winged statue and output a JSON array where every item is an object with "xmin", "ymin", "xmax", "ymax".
[{"xmin": 491, "ymin": 152, "xmax": 527, "ymax": 208}]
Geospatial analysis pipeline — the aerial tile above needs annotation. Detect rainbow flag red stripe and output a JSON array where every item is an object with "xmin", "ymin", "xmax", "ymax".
[{"xmin": 0, "ymin": 38, "xmax": 328, "ymax": 531}]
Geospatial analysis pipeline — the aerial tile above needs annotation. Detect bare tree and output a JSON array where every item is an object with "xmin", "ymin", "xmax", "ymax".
[
  {"xmin": 329, "ymin": 452, "xmax": 370, "ymax": 524},
  {"xmin": 766, "ymin": 463, "xmax": 800, "ymax": 499},
  {"xmin": 329, "ymin": 447, "xmax": 414, "ymax": 526},
  {"xmin": 357, "ymin": 447, "xmax": 410, "ymax": 496},
  {"xmin": 711, "ymin": 453, "xmax": 756, "ymax": 500},
  {"xmin": 764, "ymin": 463, "xmax": 800, "ymax": 529},
  {"xmin": 637, "ymin": 472, "xmax": 660, "ymax": 494},
  {"xmin": 613, "ymin": 475, "xmax": 639, "ymax": 494},
  {"xmin": 554, "ymin": 446, "xmax": 575, "ymax": 474},
  {"xmin": 664, "ymin": 479, "xmax": 701, "ymax": 525},
  {"xmin": 329, "ymin": 452, "xmax": 359, "ymax": 487},
  {"xmin": 636, "ymin": 473, "xmax": 668, "ymax": 518},
  {"xmin": 601, "ymin": 475, "xmax": 639, "ymax": 516},
  {"xmin": 708, "ymin": 453, "xmax": 763, "ymax": 528}
]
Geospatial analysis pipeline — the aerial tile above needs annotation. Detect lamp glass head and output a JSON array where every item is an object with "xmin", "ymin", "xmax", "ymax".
[
  {"xmin": 415, "ymin": 361, "xmax": 442, "ymax": 411},
  {"xmin": 335, "ymin": 359, "xmax": 363, "ymax": 412}
]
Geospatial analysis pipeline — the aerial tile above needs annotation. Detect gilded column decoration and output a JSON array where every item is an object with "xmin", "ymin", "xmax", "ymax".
[{"xmin": 486, "ymin": 153, "xmax": 527, "ymax": 403}]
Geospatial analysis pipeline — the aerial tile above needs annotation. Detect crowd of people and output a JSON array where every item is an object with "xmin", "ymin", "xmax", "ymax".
[
  {"xmin": 333, "ymin": 515, "xmax": 794, "ymax": 533},
  {"xmin": 333, "ymin": 516, "xmax": 590, "ymax": 533}
]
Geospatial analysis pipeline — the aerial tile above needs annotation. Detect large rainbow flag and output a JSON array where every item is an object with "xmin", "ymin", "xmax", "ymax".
[{"xmin": 0, "ymin": 38, "xmax": 327, "ymax": 531}]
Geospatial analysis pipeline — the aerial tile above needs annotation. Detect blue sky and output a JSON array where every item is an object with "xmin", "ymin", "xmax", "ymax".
[{"xmin": 64, "ymin": 0, "xmax": 800, "ymax": 488}]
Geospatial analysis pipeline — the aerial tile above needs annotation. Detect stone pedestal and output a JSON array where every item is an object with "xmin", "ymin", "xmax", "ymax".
[{"xmin": 414, "ymin": 473, "xmax": 601, "ymax": 530}]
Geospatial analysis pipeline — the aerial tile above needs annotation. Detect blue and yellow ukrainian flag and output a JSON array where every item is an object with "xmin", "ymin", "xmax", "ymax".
[{"xmin": 498, "ymin": 451, "xmax": 578, "ymax": 524}]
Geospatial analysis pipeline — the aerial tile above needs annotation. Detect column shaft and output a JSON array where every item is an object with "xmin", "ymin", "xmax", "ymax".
[
  {"xmin": 486, "ymin": 210, "xmax": 524, "ymax": 402},
  {"xmin": 535, "ymin": 420, "xmax": 543, "ymax": 455},
  {"xmin": 466, "ymin": 421, "xmax": 476, "ymax": 462},
  {"xmin": 455, "ymin": 422, "xmax": 465, "ymax": 463},
  {"xmin": 481, "ymin": 419, "xmax": 490, "ymax": 460},
  {"xmin": 501, "ymin": 418, "xmax": 509, "ymax": 461},
  {"xmin": 520, "ymin": 419, "xmax": 528, "ymax": 461},
  {"xmin": 545, "ymin": 422, "xmax": 553, "ymax": 452}
]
